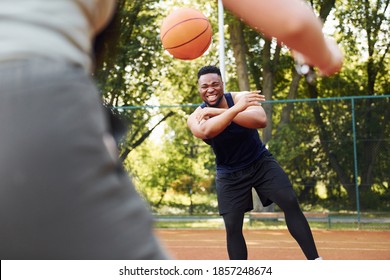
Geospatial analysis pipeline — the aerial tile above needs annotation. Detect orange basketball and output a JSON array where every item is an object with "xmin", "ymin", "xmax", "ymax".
[{"xmin": 160, "ymin": 7, "xmax": 212, "ymax": 60}]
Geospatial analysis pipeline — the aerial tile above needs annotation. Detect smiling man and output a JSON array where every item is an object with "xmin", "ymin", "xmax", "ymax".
[{"xmin": 187, "ymin": 65, "xmax": 321, "ymax": 260}]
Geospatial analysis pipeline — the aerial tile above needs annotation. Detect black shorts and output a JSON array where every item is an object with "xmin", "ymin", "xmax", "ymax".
[{"xmin": 215, "ymin": 154, "xmax": 292, "ymax": 215}]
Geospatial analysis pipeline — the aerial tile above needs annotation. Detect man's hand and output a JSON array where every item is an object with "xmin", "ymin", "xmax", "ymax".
[
  {"xmin": 195, "ymin": 107, "xmax": 225, "ymax": 123},
  {"xmin": 234, "ymin": 91, "xmax": 265, "ymax": 112}
]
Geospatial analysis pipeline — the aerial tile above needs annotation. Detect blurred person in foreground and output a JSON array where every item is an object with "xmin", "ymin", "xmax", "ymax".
[{"xmin": 0, "ymin": 0, "xmax": 168, "ymax": 260}]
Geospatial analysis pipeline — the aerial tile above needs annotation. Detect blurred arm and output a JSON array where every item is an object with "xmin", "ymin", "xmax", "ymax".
[{"xmin": 222, "ymin": 0, "xmax": 343, "ymax": 75}]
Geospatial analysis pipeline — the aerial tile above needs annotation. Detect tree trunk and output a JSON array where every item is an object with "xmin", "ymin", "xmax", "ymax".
[
  {"xmin": 278, "ymin": 72, "xmax": 301, "ymax": 128},
  {"xmin": 228, "ymin": 18, "xmax": 250, "ymax": 90}
]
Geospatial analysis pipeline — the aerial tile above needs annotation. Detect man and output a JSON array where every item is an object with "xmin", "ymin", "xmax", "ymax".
[{"xmin": 187, "ymin": 65, "xmax": 321, "ymax": 260}]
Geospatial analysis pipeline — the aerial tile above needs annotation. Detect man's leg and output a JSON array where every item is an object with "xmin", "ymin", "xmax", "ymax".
[
  {"xmin": 222, "ymin": 211, "xmax": 247, "ymax": 260},
  {"xmin": 269, "ymin": 188, "xmax": 319, "ymax": 260}
]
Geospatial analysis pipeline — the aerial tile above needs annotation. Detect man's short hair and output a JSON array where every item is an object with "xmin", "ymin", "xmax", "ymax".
[{"xmin": 197, "ymin": 65, "xmax": 221, "ymax": 80}]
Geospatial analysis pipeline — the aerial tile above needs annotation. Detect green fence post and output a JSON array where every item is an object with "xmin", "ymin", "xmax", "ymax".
[{"xmin": 351, "ymin": 98, "xmax": 361, "ymax": 228}]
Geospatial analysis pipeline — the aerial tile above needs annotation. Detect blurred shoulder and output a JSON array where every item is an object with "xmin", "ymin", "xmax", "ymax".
[{"xmin": 77, "ymin": 0, "xmax": 117, "ymax": 33}]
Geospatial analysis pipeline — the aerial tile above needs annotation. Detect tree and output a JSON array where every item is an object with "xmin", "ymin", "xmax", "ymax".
[
  {"xmin": 333, "ymin": 0, "xmax": 390, "ymax": 209},
  {"xmin": 94, "ymin": 0, "xmax": 176, "ymax": 161}
]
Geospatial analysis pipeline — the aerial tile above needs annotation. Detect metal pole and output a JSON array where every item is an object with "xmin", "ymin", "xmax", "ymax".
[
  {"xmin": 218, "ymin": 0, "xmax": 226, "ymax": 82},
  {"xmin": 351, "ymin": 98, "xmax": 361, "ymax": 228}
]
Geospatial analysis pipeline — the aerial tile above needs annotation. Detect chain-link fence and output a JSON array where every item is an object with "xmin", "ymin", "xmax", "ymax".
[
  {"xmin": 118, "ymin": 95, "xmax": 390, "ymax": 222},
  {"xmin": 262, "ymin": 95, "xmax": 390, "ymax": 222}
]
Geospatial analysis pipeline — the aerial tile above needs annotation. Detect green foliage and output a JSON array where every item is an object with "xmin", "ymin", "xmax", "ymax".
[{"xmin": 124, "ymin": 108, "xmax": 216, "ymax": 212}]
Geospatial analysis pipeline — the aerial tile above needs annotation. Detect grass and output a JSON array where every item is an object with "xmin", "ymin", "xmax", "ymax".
[
  {"xmin": 153, "ymin": 214, "xmax": 390, "ymax": 231},
  {"xmin": 149, "ymin": 193, "xmax": 390, "ymax": 230}
]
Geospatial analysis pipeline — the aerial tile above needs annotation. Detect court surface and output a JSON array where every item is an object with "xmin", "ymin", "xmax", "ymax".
[{"xmin": 156, "ymin": 229, "xmax": 390, "ymax": 260}]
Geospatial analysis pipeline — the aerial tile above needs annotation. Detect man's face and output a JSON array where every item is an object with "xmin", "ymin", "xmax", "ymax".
[{"xmin": 198, "ymin": 73, "xmax": 224, "ymax": 107}]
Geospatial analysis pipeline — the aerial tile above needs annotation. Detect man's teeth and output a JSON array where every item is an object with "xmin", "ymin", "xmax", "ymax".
[{"xmin": 208, "ymin": 95, "xmax": 217, "ymax": 101}]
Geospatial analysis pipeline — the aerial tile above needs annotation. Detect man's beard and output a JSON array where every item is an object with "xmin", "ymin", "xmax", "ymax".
[{"xmin": 204, "ymin": 94, "xmax": 224, "ymax": 107}]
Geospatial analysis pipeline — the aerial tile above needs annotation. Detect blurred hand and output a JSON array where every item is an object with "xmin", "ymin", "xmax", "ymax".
[{"xmin": 292, "ymin": 37, "xmax": 343, "ymax": 76}]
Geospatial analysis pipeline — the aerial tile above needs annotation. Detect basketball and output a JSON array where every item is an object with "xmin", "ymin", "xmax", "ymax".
[{"xmin": 160, "ymin": 7, "xmax": 212, "ymax": 60}]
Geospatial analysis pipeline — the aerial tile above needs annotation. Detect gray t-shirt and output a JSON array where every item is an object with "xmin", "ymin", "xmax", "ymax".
[{"xmin": 0, "ymin": 0, "xmax": 115, "ymax": 72}]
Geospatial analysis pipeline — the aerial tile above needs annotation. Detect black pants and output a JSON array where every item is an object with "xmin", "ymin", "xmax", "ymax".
[{"xmin": 222, "ymin": 187, "xmax": 319, "ymax": 260}]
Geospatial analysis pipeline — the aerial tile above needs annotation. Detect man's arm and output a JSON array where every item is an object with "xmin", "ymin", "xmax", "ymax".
[
  {"xmin": 222, "ymin": 0, "xmax": 343, "ymax": 76},
  {"xmin": 187, "ymin": 106, "xmax": 241, "ymax": 139},
  {"xmin": 187, "ymin": 92, "xmax": 266, "ymax": 139},
  {"xmin": 230, "ymin": 91, "xmax": 267, "ymax": 129}
]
